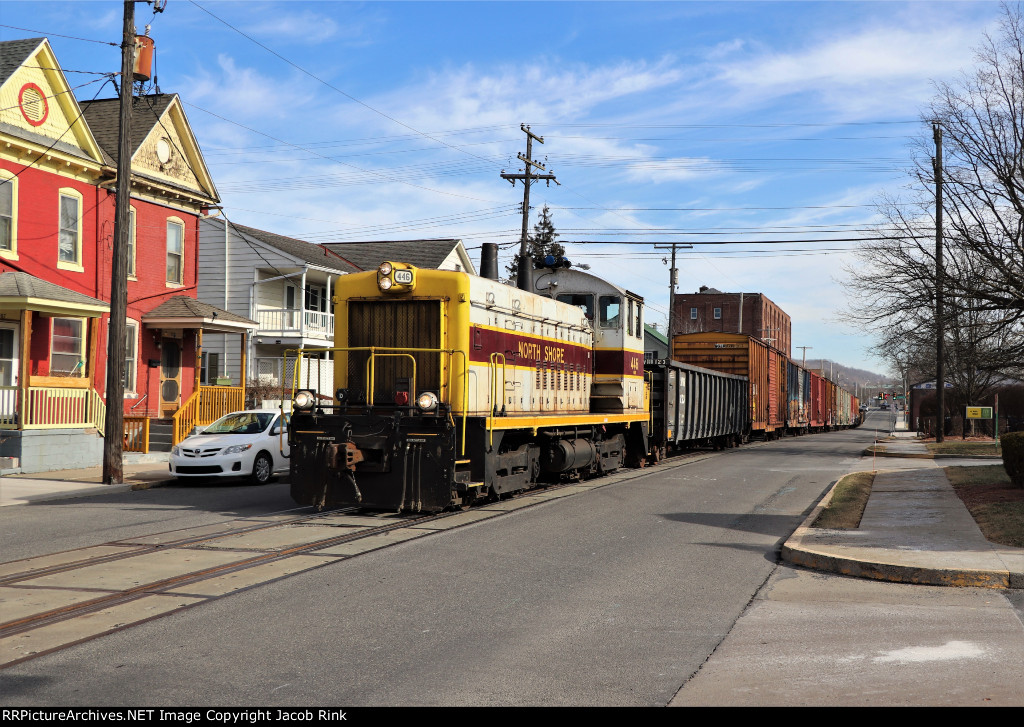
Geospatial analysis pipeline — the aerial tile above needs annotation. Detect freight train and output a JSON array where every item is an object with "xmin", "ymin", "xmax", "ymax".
[{"xmin": 285, "ymin": 260, "xmax": 859, "ymax": 512}]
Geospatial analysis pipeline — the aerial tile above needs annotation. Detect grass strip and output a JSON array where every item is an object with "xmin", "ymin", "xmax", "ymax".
[{"xmin": 812, "ymin": 471, "xmax": 874, "ymax": 529}]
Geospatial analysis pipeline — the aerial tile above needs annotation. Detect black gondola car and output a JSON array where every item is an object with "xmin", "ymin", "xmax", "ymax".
[{"xmin": 645, "ymin": 358, "xmax": 749, "ymax": 458}]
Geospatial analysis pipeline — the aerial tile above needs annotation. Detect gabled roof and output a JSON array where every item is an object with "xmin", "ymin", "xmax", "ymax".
[
  {"xmin": 0, "ymin": 271, "xmax": 108, "ymax": 315},
  {"xmin": 221, "ymin": 220, "xmax": 361, "ymax": 273},
  {"xmin": 644, "ymin": 324, "xmax": 668, "ymax": 346},
  {"xmin": 142, "ymin": 295, "xmax": 256, "ymax": 333},
  {"xmin": 321, "ymin": 239, "xmax": 470, "ymax": 273},
  {"xmin": 0, "ymin": 37, "xmax": 42, "ymax": 86},
  {"xmin": 80, "ymin": 93, "xmax": 219, "ymax": 203},
  {"xmin": 0, "ymin": 37, "xmax": 106, "ymax": 165},
  {"xmin": 80, "ymin": 94, "xmax": 176, "ymax": 162},
  {"xmin": 211, "ymin": 219, "xmax": 476, "ymax": 275}
]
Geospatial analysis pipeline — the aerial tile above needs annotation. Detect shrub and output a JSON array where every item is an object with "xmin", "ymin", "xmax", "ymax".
[{"xmin": 1002, "ymin": 431, "xmax": 1024, "ymax": 488}]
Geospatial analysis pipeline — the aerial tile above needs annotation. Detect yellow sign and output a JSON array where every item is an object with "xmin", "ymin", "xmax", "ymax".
[{"xmin": 966, "ymin": 407, "xmax": 993, "ymax": 419}]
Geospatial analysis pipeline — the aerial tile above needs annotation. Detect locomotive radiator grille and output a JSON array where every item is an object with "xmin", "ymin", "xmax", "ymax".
[{"xmin": 347, "ymin": 300, "xmax": 442, "ymax": 401}]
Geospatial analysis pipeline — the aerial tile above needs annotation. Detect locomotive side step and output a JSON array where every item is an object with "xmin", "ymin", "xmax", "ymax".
[{"xmin": 455, "ymin": 459, "xmax": 472, "ymax": 484}]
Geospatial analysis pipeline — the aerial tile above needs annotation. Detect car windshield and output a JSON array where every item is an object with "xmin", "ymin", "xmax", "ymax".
[{"xmin": 201, "ymin": 412, "xmax": 274, "ymax": 435}]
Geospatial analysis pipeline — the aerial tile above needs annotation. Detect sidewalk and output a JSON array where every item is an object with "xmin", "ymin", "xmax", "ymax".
[
  {"xmin": 782, "ymin": 432, "xmax": 1024, "ymax": 589},
  {"xmin": 0, "ymin": 456, "xmax": 175, "ymax": 506}
]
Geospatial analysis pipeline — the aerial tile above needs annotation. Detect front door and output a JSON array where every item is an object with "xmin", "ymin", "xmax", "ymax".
[{"xmin": 160, "ymin": 338, "xmax": 181, "ymax": 418}]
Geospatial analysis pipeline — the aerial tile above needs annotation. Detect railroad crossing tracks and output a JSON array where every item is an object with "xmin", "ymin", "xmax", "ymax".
[{"xmin": 0, "ymin": 481, "xmax": 611, "ymax": 668}]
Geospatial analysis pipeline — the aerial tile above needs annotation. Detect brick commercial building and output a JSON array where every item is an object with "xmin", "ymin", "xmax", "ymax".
[{"xmin": 672, "ymin": 286, "xmax": 792, "ymax": 357}]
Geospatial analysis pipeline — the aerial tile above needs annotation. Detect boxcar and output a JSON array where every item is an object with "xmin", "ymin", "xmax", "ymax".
[
  {"xmin": 670, "ymin": 332, "xmax": 785, "ymax": 439},
  {"xmin": 785, "ymin": 360, "xmax": 811, "ymax": 434}
]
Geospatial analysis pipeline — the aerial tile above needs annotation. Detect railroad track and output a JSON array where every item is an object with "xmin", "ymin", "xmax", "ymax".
[{"xmin": 0, "ymin": 473, "xmax": 642, "ymax": 668}]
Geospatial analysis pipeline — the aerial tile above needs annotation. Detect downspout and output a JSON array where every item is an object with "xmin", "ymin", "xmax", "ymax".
[
  {"xmin": 300, "ymin": 267, "xmax": 308, "ymax": 340},
  {"xmin": 224, "ymin": 217, "xmax": 230, "ymax": 379}
]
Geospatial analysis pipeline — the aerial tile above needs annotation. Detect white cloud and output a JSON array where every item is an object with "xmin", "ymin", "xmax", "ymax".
[
  {"xmin": 183, "ymin": 54, "xmax": 317, "ymax": 124},
  {"xmin": 242, "ymin": 9, "xmax": 340, "ymax": 45},
  {"xmin": 712, "ymin": 22, "xmax": 986, "ymax": 116}
]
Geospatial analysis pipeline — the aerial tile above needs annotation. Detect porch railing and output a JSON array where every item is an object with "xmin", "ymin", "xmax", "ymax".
[
  {"xmin": 255, "ymin": 307, "xmax": 334, "ymax": 340},
  {"xmin": 172, "ymin": 385, "xmax": 245, "ymax": 445},
  {"xmin": 0, "ymin": 386, "xmax": 106, "ymax": 435},
  {"xmin": 255, "ymin": 357, "xmax": 334, "ymax": 397},
  {"xmin": 124, "ymin": 416, "xmax": 150, "ymax": 453}
]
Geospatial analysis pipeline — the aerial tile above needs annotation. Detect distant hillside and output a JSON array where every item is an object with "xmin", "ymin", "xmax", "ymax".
[{"xmin": 804, "ymin": 359, "xmax": 894, "ymax": 392}]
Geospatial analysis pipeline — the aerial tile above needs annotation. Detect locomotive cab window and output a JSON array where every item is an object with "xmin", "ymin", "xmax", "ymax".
[
  {"xmin": 599, "ymin": 296, "xmax": 621, "ymax": 328},
  {"xmin": 556, "ymin": 293, "xmax": 594, "ymax": 321}
]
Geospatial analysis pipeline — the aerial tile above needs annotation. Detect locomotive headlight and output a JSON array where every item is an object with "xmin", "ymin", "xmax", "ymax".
[
  {"xmin": 416, "ymin": 391, "xmax": 438, "ymax": 412},
  {"xmin": 378, "ymin": 276, "xmax": 393, "ymax": 291},
  {"xmin": 293, "ymin": 390, "xmax": 316, "ymax": 410},
  {"xmin": 379, "ymin": 261, "xmax": 393, "ymax": 276}
]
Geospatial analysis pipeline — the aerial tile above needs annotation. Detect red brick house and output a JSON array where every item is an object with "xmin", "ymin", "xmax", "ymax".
[
  {"xmin": 0, "ymin": 38, "xmax": 252, "ymax": 472},
  {"xmin": 672, "ymin": 286, "xmax": 792, "ymax": 357}
]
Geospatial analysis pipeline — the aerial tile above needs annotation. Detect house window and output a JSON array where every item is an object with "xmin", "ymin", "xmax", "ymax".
[
  {"xmin": 127, "ymin": 207, "xmax": 136, "ymax": 278},
  {"xmin": 58, "ymin": 189, "xmax": 83, "ymax": 269},
  {"xmin": 124, "ymin": 320, "xmax": 138, "ymax": 393},
  {"xmin": 305, "ymin": 284, "xmax": 328, "ymax": 312},
  {"xmin": 0, "ymin": 327, "xmax": 15, "ymax": 386},
  {"xmin": 200, "ymin": 351, "xmax": 220, "ymax": 385},
  {"xmin": 690, "ymin": 307, "xmax": 697, "ymax": 320},
  {"xmin": 0, "ymin": 172, "xmax": 16, "ymax": 256},
  {"xmin": 51, "ymin": 317, "xmax": 85, "ymax": 376},
  {"xmin": 714, "ymin": 307, "xmax": 722, "ymax": 320},
  {"xmin": 166, "ymin": 218, "xmax": 184, "ymax": 284}
]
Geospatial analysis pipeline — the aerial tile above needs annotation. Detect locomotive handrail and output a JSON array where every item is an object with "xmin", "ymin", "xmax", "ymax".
[
  {"xmin": 284, "ymin": 345, "xmax": 470, "ymax": 456},
  {"xmin": 488, "ymin": 352, "xmax": 507, "ymax": 448},
  {"xmin": 489, "ymin": 352, "xmax": 507, "ymax": 416},
  {"xmin": 365, "ymin": 352, "xmax": 417, "ymax": 408}
]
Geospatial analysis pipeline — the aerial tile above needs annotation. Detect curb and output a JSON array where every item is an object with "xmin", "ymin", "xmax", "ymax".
[
  {"xmin": 128, "ymin": 478, "xmax": 176, "ymax": 490},
  {"xmin": 863, "ymin": 448, "xmax": 1002, "ymax": 460}
]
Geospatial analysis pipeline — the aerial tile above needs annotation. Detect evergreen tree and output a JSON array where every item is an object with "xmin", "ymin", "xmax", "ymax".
[{"xmin": 505, "ymin": 204, "xmax": 565, "ymax": 280}]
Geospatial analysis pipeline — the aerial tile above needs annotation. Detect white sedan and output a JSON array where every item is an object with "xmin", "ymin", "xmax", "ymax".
[{"xmin": 170, "ymin": 410, "xmax": 290, "ymax": 484}]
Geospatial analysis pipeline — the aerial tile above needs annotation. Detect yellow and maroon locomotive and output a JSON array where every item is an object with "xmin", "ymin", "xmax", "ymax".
[{"xmin": 287, "ymin": 260, "xmax": 650, "ymax": 512}]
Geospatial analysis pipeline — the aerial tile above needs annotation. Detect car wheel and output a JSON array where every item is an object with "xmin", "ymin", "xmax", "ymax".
[{"xmin": 251, "ymin": 452, "xmax": 273, "ymax": 485}]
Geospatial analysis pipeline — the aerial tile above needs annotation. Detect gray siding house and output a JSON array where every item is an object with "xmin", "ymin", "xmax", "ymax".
[{"xmin": 197, "ymin": 218, "xmax": 476, "ymax": 398}]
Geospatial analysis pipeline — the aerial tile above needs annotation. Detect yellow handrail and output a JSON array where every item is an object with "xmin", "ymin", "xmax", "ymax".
[
  {"xmin": 366, "ymin": 352, "xmax": 417, "ymax": 407},
  {"xmin": 488, "ymin": 352, "xmax": 507, "ymax": 448},
  {"xmin": 171, "ymin": 385, "xmax": 245, "ymax": 445},
  {"xmin": 285, "ymin": 345, "xmax": 470, "ymax": 455}
]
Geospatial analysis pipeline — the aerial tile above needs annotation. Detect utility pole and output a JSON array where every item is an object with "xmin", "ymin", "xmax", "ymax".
[
  {"xmin": 933, "ymin": 121, "xmax": 945, "ymax": 443},
  {"xmin": 501, "ymin": 124, "xmax": 558, "ymax": 291},
  {"xmin": 653, "ymin": 244, "xmax": 694, "ymax": 342},
  {"xmin": 796, "ymin": 346, "xmax": 812, "ymax": 368},
  {"xmin": 102, "ymin": 0, "xmax": 138, "ymax": 485}
]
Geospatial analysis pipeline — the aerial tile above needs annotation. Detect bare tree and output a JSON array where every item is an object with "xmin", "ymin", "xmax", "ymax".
[{"xmin": 843, "ymin": 2, "xmax": 1024, "ymax": 405}]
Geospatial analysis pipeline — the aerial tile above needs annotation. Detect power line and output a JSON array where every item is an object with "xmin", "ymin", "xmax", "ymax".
[
  {"xmin": 0, "ymin": 25, "xmax": 117, "ymax": 46},
  {"xmin": 183, "ymin": 100, "xmax": 504, "ymax": 204}
]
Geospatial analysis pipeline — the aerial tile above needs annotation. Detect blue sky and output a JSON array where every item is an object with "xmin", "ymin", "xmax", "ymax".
[{"xmin": 0, "ymin": 1, "xmax": 1006, "ymax": 374}]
